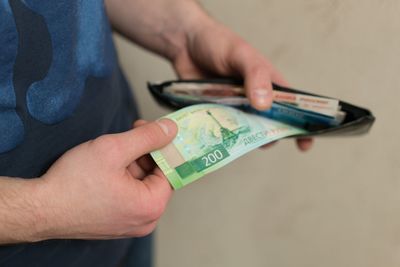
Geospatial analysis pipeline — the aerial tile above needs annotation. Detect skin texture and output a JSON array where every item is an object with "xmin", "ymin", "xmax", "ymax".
[
  {"xmin": 105, "ymin": 0, "xmax": 313, "ymax": 150},
  {"xmin": 0, "ymin": 119, "xmax": 177, "ymax": 243},
  {"xmin": 0, "ymin": 0, "xmax": 312, "ymax": 244}
]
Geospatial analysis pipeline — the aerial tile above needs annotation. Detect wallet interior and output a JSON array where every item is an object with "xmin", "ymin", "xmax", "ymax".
[{"xmin": 148, "ymin": 79, "xmax": 375, "ymax": 137}]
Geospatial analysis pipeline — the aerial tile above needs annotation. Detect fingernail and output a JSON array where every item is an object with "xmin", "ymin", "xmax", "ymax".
[
  {"xmin": 252, "ymin": 89, "xmax": 270, "ymax": 107},
  {"xmin": 157, "ymin": 119, "xmax": 172, "ymax": 135}
]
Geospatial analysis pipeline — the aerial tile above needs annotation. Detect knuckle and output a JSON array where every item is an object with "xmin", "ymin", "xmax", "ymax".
[
  {"xmin": 134, "ymin": 224, "xmax": 156, "ymax": 238},
  {"xmin": 231, "ymin": 39, "xmax": 249, "ymax": 54},
  {"xmin": 142, "ymin": 200, "xmax": 166, "ymax": 222},
  {"xmin": 229, "ymin": 41, "xmax": 250, "ymax": 62}
]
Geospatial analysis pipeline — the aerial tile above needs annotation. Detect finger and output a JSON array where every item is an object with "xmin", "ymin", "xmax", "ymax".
[
  {"xmin": 143, "ymin": 170, "xmax": 173, "ymax": 198},
  {"xmin": 128, "ymin": 154, "xmax": 157, "ymax": 180},
  {"xmin": 141, "ymin": 170, "xmax": 174, "ymax": 214},
  {"xmin": 270, "ymin": 67, "xmax": 290, "ymax": 87},
  {"xmin": 128, "ymin": 169, "xmax": 173, "ymax": 229},
  {"xmin": 260, "ymin": 141, "xmax": 278, "ymax": 150},
  {"xmin": 296, "ymin": 138, "xmax": 314, "ymax": 152},
  {"xmin": 174, "ymin": 50, "xmax": 210, "ymax": 79},
  {"xmin": 230, "ymin": 47, "xmax": 274, "ymax": 110},
  {"xmin": 127, "ymin": 148, "xmax": 158, "ymax": 181},
  {"xmin": 111, "ymin": 119, "xmax": 178, "ymax": 166},
  {"xmin": 128, "ymin": 161, "xmax": 147, "ymax": 180},
  {"xmin": 133, "ymin": 119, "xmax": 148, "ymax": 128},
  {"xmin": 133, "ymin": 221, "xmax": 158, "ymax": 237},
  {"xmin": 244, "ymin": 66, "xmax": 273, "ymax": 111},
  {"xmin": 128, "ymin": 121, "xmax": 158, "ymax": 180},
  {"xmin": 137, "ymin": 154, "xmax": 156, "ymax": 173}
]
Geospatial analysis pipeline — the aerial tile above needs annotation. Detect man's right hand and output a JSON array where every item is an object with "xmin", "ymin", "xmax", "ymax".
[{"xmin": 0, "ymin": 119, "xmax": 177, "ymax": 243}]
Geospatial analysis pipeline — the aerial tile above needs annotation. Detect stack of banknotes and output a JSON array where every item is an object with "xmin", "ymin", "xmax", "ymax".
[
  {"xmin": 150, "ymin": 82, "xmax": 346, "ymax": 189},
  {"xmin": 162, "ymin": 82, "xmax": 346, "ymax": 130}
]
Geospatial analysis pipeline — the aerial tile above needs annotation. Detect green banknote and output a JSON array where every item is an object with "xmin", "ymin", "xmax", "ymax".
[{"xmin": 150, "ymin": 104, "xmax": 307, "ymax": 189}]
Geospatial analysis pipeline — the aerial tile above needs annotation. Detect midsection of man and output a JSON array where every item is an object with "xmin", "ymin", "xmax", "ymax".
[{"xmin": 0, "ymin": 0, "xmax": 145, "ymax": 266}]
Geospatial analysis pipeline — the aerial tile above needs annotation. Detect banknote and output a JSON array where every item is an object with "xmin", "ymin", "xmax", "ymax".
[
  {"xmin": 164, "ymin": 82, "xmax": 340, "ymax": 117},
  {"xmin": 272, "ymin": 90, "xmax": 340, "ymax": 117},
  {"xmin": 150, "ymin": 104, "xmax": 307, "ymax": 189},
  {"xmin": 162, "ymin": 86, "xmax": 344, "ymax": 130}
]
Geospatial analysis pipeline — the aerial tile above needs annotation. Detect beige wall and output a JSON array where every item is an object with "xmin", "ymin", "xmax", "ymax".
[{"xmin": 114, "ymin": 1, "xmax": 400, "ymax": 266}]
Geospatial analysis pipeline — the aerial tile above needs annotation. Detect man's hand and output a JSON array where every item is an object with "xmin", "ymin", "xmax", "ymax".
[
  {"xmin": 0, "ymin": 119, "xmax": 177, "ymax": 243},
  {"xmin": 172, "ymin": 19, "xmax": 313, "ymax": 151},
  {"xmin": 106, "ymin": 0, "xmax": 312, "ymax": 151}
]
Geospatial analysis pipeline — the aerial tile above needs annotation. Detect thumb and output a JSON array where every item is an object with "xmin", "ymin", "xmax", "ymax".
[
  {"xmin": 230, "ymin": 48, "xmax": 273, "ymax": 110},
  {"xmin": 241, "ymin": 63, "xmax": 289, "ymax": 110},
  {"xmin": 244, "ymin": 66, "xmax": 273, "ymax": 111},
  {"xmin": 114, "ymin": 119, "xmax": 178, "ymax": 166}
]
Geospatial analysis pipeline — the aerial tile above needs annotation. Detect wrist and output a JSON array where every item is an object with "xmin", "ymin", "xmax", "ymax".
[
  {"xmin": 28, "ymin": 174, "xmax": 79, "ymax": 242},
  {"xmin": 0, "ymin": 177, "xmax": 52, "ymax": 243}
]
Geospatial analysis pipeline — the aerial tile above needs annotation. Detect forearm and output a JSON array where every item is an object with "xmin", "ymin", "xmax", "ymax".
[
  {"xmin": 105, "ymin": 0, "xmax": 212, "ymax": 60},
  {"xmin": 0, "ymin": 177, "xmax": 47, "ymax": 244}
]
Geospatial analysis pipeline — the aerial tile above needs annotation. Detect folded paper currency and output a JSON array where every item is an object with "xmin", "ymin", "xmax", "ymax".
[
  {"xmin": 164, "ymin": 82, "xmax": 341, "ymax": 116},
  {"xmin": 162, "ymin": 82, "xmax": 345, "ymax": 130},
  {"xmin": 150, "ymin": 104, "xmax": 306, "ymax": 189}
]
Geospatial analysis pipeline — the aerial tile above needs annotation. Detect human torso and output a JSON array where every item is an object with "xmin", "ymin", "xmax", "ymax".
[{"xmin": 0, "ymin": 1, "xmax": 140, "ymax": 266}]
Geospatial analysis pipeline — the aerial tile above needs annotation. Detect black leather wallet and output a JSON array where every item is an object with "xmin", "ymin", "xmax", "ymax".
[{"xmin": 148, "ymin": 79, "xmax": 375, "ymax": 137}]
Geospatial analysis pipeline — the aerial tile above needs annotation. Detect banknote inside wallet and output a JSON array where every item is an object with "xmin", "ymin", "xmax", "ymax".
[{"xmin": 147, "ymin": 79, "xmax": 375, "ymax": 137}]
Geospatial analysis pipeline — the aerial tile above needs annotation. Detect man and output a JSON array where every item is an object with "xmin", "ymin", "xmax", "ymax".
[{"xmin": 0, "ymin": 0, "xmax": 312, "ymax": 266}]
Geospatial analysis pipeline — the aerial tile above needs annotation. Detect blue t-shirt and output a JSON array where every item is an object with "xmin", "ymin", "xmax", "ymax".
[{"xmin": 0, "ymin": 0, "xmax": 151, "ymax": 266}]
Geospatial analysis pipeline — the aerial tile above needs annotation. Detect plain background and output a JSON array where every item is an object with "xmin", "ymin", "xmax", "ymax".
[{"xmin": 113, "ymin": 1, "xmax": 400, "ymax": 266}]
